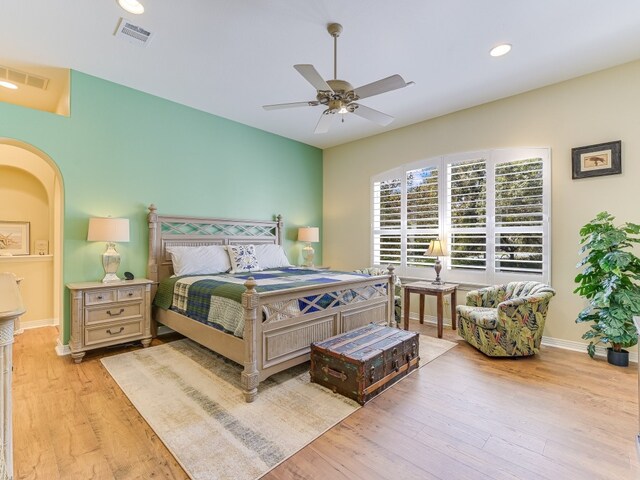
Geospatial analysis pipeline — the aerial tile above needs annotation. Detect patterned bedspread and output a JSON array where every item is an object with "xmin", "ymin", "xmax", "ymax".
[{"xmin": 154, "ymin": 267, "xmax": 384, "ymax": 337}]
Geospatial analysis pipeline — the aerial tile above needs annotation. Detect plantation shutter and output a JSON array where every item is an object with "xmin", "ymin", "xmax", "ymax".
[
  {"xmin": 371, "ymin": 148, "xmax": 549, "ymax": 282},
  {"xmin": 406, "ymin": 165, "xmax": 439, "ymax": 268},
  {"xmin": 372, "ymin": 174, "xmax": 402, "ymax": 266},
  {"xmin": 447, "ymin": 158, "xmax": 488, "ymax": 272},
  {"xmin": 493, "ymin": 155, "xmax": 548, "ymax": 280}
]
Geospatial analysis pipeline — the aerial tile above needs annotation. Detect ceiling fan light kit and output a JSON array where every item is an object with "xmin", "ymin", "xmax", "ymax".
[{"xmin": 263, "ymin": 22, "xmax": 412, "ymax": 134}]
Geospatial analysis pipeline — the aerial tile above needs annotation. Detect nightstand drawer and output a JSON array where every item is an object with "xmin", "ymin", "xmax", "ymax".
[
  {"xmin": 117, "ymin": 286, "xmax": 144, "ymax": 302},
  {"xmin": 85, "ymin": 302, "xmax": 142, "ymax": 325},
  {"xmin": 85, "ymin": 289, "xmax": 117, "ymax": 305},
  {"xmin": 85, "ymin": 320, "xmax": 143, "ymax": 346}
]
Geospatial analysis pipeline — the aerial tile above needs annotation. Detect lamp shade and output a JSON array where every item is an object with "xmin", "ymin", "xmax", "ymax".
[
  {"xmin": 87, "ymin": 217, "xmax": 130, "ymax": 242},
  {"xmin": 425, "ymin": 239, "xmax": 446, "ymax": 257},
  {"xmin": 298, "ymin": 227, "xmax": 319, "ymax": 243}
]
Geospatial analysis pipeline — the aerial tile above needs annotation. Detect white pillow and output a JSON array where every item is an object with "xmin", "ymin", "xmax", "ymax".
[
  {"xmin": 167, "ymin": 245, "xmax": 231, "ymax": 276},
  {"xmin": 254, "ymin": 244, "xmax": 292, "ymax": 269},
  {"xmin": 227, "ymin": 244, "xmax": 261, "ymax": 273}
]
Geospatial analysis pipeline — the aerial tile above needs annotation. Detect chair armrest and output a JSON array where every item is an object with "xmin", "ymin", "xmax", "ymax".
[{"xmin": 465, "ymin": 289, "xmax": 483, "ymax": 307}]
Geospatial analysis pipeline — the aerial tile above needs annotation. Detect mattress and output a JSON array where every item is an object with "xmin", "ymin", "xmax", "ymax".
[{"xmin": 154, "ymin": 267, "xmax": 385, "ymax": 337}]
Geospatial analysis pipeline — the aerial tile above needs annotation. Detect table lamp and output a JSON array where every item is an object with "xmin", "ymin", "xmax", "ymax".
[
  {"xmin": 425, "ymin": 239, "xmax": 446, "ymax": 285},
  {"xmin": 298, "ymin": 226, "xmax": 319, "ymax": 267},
  {"xmin": 87, "ymin": 217, "xmax": 130, "ymax": 282}
]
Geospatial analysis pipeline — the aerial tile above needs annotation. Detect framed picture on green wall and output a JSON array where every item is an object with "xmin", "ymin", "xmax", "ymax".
[{"xmin": 0, "ymin": 221, "xmax": 30, "ymax": 255}]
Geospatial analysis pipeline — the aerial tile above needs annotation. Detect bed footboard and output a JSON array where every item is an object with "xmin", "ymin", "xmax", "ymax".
[{"xmin": 240, "ymin": 267, "xmax": 395, "ymax": 402}]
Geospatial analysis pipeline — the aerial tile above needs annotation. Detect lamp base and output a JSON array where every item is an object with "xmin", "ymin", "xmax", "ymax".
[
  {"xmin": 302, "ymin": 244, "xmax": 315, "ymax": 268},
  {"xmin": 101, "ymin": 272, "xmax": 121, "ymax": 283},
  {"xmin": 431, "ymin": 258, "xmax": 443, "ymax": 285},
  {"xmin": 101, "ymin": 242, "xmax": 121, "ymax": 283}
]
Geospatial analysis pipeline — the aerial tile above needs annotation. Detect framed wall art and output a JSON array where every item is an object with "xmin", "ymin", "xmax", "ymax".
[
  {"xmin": 0, "ymin": 221, "xmax": 30, "ymax": 255},
  {"xmin": 572, "ymin": 140, "xmax": 621, "ymax": 179}
]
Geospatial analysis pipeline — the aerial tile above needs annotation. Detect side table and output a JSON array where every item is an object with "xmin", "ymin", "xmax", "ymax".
[{"xmin": 403, "ymin": 281, "xmax": 458, "ymax": 338}]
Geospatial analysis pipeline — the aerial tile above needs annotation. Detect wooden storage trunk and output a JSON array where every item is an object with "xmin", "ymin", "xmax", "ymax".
[{"xmin": 310, "ymin": 324, "xmax": 420, "ymax": 405}]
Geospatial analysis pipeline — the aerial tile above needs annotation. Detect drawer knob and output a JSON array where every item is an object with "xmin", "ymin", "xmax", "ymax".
[
  {"xmin": 128, "ymin": 292, "xmax": 133, "ymax": 297},
  {"xmin": 97, "ymin": 295, "xmax": 103, "ymax": 300},
  {"xmin": 107, "ymin": 308, "xmax": 125, "ymax": 317},
  {"xmin": 106, "ymin": 326, "xmax": 125, "ymax": 335}
]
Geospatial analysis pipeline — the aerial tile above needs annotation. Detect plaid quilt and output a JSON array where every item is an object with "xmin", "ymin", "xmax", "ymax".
[{"xmin": 154, "ymin": 267, "xmax": 383, "ymax": 338}]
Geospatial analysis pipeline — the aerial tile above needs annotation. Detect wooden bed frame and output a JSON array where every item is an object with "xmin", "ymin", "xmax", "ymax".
[{"xmin": 147, "ymin": 205, "xmax": 396, "ymax": 402}]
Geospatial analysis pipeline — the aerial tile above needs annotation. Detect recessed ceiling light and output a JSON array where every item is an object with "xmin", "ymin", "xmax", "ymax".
[
  {"xmin": 0, "ymin": 80, "xmax": 18, "ymax": 90},
  {"xmin": 117, "ymin": 0, "xmax": 144, "ymax": 15},
  {"xmin": 490, "ymin": 44, "xmax": 512, "ymax": 57}
]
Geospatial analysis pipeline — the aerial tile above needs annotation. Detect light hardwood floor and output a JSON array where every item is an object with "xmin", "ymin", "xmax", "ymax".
[{"xmin": 13, "ymin": 323, "xmax": 640, "ymax": 479}]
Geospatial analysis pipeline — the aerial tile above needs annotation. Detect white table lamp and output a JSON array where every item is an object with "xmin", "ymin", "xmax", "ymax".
[
  {"xmin": 298, "ymin": 226, "xmax": 319, "ymax": 268},
  {"xmin": 87, "ymin": 217, "xmax": 130, "ymax": 282},
  {"xmin": 425, "ymin": 239, "xmax": 446, "ymax": 285}
]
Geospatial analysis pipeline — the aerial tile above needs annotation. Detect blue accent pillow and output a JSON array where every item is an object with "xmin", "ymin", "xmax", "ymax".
[{"xmin": 227, "ymin": 244, "xmax": 261, "ymax": 273}]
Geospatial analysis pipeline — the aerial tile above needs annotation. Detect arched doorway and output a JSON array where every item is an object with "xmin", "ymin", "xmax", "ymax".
[{"xmin": 0, "ymin": 139, "xmax": 64, "ymax": 348}]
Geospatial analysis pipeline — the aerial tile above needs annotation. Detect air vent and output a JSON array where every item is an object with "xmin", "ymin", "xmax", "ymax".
[
  {"xmin": 114, "ymin": 18, "xmax": 153, "ymax": 46},
  {"xmin": 0, "ymin": 65, "xmax": 49, "ymax": 90}
]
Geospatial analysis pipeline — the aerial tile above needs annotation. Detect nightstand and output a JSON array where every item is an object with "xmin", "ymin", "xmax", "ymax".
[{"xmin": 67, "ymin": 278, "xmax": 153, "ymax": 363}]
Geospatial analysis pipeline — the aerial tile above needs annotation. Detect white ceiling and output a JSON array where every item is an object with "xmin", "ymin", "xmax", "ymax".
[{"xmin": 2, "ymin": 1, "xmax": 640, "ymax": 149}]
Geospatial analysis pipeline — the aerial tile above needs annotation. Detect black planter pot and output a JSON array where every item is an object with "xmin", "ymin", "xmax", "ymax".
[{"xmin": 607, "ymin": 347, "xmax": 629, "ymax": 367}]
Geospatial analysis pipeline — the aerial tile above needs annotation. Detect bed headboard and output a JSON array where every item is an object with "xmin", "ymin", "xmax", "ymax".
[{"xmin": 147, "ymin": 204, "xmax": 283, "ymax": 285}]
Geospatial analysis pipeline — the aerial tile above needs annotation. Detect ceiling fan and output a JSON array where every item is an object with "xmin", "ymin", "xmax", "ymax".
[{"xmin": 262, "ymin": 23, "xmax": 413, "ymax": 134}]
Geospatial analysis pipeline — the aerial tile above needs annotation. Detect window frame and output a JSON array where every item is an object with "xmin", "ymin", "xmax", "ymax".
[{"xmin": 371, "ymin": 147, "xmax": 551, "ymax": 286}]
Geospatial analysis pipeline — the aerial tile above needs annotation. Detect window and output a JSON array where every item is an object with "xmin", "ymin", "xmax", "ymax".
[{"xmin": 371, "ymin": 148, "xmax": 550, "ymax": 285}]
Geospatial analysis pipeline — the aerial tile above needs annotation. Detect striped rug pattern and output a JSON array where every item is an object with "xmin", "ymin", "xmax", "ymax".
[{"xmin": 102, "ymin": 335, "xmax": 456, "ymax": 480}]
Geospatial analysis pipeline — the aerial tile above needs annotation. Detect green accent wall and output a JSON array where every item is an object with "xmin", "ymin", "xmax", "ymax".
[{"xmin": 0, "ymin": 70, "xmax": 323, "ymax": 343}]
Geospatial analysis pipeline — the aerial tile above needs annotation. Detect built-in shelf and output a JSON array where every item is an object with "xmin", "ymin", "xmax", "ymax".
[{"xmin": 0, "ymin": 254, "xmax": 53, "ymax": 263}]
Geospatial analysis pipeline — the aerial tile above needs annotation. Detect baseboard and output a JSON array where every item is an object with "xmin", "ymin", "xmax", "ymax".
[
  {"xmin": 20, "ymin": 318, "xmax": 56, "ymax": 330},
  {"xmin": 55, "ymin": 338, "xmax": 71, "ymax": 356},
  {"xmin": 541, "ymin": 336, "xmax": 638, "ymax": 363},
  {"xmin": 409, "ymin": 313, "xmax": 638, "ymax": 363},
  {"xmin": 408, "ymin": 313, "xmax": 453, "ymax": 326}
]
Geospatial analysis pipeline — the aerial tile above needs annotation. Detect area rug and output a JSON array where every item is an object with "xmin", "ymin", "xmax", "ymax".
[{"xmin": 101, "ymin": 334, "xmax": 456, "ymax": 480}]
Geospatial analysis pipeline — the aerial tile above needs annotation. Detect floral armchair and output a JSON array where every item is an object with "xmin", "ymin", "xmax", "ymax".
[
  {"xmin": 353, "ymin": 267, "xmax": 402, "ymax": 327},
  {"xmin": 456, "ymin": 281, "xmax": 555, "ymax": 357}
]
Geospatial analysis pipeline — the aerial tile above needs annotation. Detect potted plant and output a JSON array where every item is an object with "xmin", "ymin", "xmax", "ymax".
[{"xmin": 574, "ymin": 212, "xmax": 640, "ymax": 366}]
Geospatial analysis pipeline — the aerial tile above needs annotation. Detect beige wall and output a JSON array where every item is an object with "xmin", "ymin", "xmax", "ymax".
[
  {"xmin": 323, "ymin": 59, "xmax": 640, "ymax": 345},
  {"xmin": 0, "ymin": 257, "xmax": 54, "ymax": 324},
  {"xmin": 0, "ymin": 165, "xmax": 50, "ymax": 250},
  {"xmin": 0, "ymin": 146, "xmax": 56, "ymax": 325}
]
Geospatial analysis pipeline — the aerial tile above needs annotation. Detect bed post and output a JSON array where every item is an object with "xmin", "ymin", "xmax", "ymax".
[
  {"xmin": 276, "ymin": 214, "xmax": 284, "ymax": 246},
  {"xmin": 148, "ymin": 204, "xmax": 159, "ymax": 293},
  {"xmin": 241, "ymin": 277, "xmax": 259, "ymax": 402},
  {"xmin": 387, "ymin": 264, "xmax": 397, "ymax": 327}
]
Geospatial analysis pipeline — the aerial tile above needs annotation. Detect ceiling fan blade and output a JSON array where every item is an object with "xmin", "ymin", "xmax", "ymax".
[
  {"xmin": 314, "ymin": 111, "xmax": 335, "ymax": 134},
  {"xmin": 294, "ymin": 64, "xmax": 333, "ymax": 92},
  {"xmin": 263, "ymin": 101, "xmax": 319, "ymax": 111},
  {"xmin": 353, "ymin": 74, "xmax": 407, "ymax": 100},
  {"xmin": 351, "ymin": 104, "xmax": 394, "ymax": 126}
]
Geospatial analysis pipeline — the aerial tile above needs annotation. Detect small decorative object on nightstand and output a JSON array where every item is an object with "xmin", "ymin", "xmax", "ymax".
[
  {"xmin": 87, "ymin": 216, "xmax": 130, "ymax": 283},
  {"xmin": 298, "ymin": 226, "xmax": 319, "ymax": 267},
  {"xmin": 425, "ymin": 239, "xmax": 446, "ymax": 284},
  {"xmin": 66, "ymin": 278, "xmax": 153, "ymax": 363}
]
